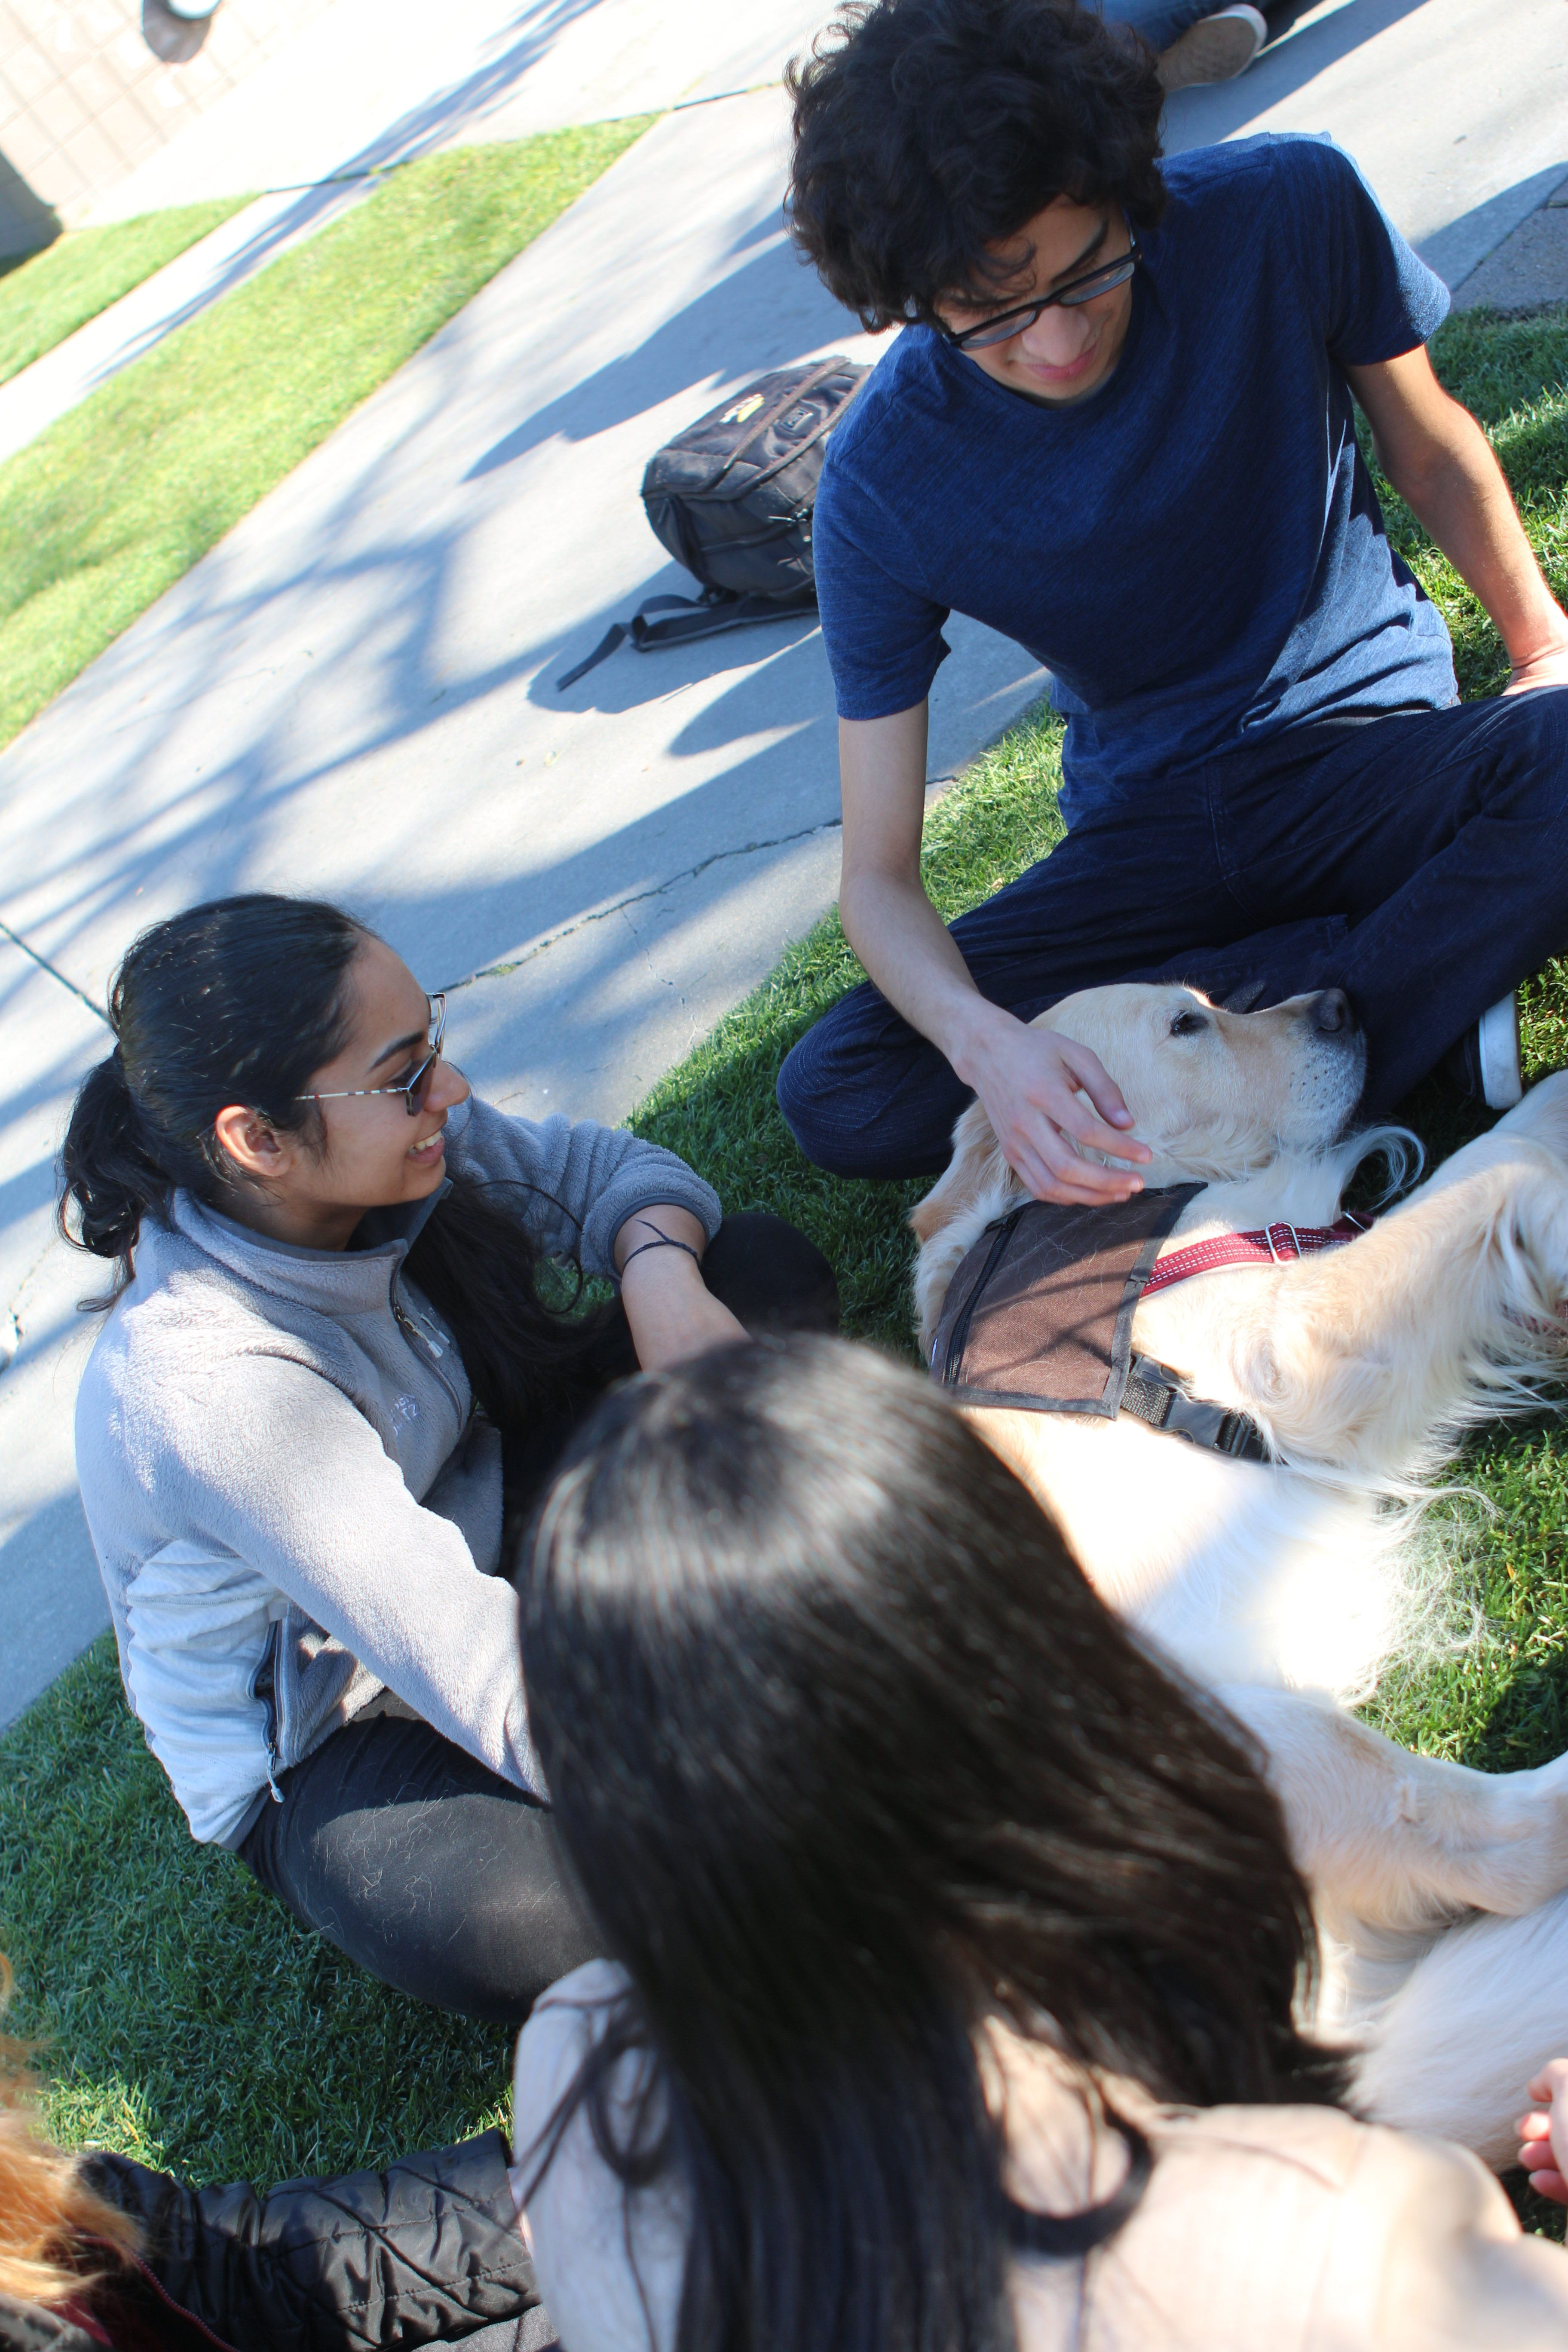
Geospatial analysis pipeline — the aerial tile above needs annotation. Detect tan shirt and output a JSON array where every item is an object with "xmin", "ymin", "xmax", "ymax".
[{"xmin": 514, "ymin": 1960, "xmax": 1568, "ymax": 2352}]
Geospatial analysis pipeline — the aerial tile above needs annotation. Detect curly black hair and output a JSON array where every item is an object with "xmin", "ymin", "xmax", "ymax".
[{"xmin": 786, "ymin": 0, "xmax": 1167, "ymax": 331}]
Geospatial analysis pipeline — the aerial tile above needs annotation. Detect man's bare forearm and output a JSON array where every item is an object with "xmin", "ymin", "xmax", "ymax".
[
  {"xmin": 1349, "ymin": 352, "xmax": 1568, "ymax": 672},
  {"xmin": 834, "ymin": 707, "xmax": 1145, "ymax": 1200},
  {"xmin": 1399, "ymin": 430, "xmax": 1565, "ymax": 668},
  {"xmin": 839, "ymin": 861, "xmax": 1012, "ymax": 1087},
  {"xmin": 837, "ymin": 702, "xmax": 1013, "ymax": 1076}
]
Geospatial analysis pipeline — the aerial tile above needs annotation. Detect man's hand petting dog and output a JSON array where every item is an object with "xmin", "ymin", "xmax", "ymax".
[
  {"xmin": 1516, "ymin": 2061, "xmax": 1568, "ymax": 2202},
  {"xmin": 965, "ymin": 1012, "xmax": 1152, "ymax": 1207}
]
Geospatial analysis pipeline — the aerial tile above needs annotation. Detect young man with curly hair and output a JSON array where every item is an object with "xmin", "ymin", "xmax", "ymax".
[{"xmin": 775, "ymin": 0, "xmax": 1568, "ymax": 1203}]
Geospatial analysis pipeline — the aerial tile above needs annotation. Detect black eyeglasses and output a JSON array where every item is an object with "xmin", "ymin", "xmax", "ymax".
[
  {"xmin": 939, "ymin": 222, "xmax": 1141, "ymax": 352},
  {"xmin": 296, "ymin": 993, "xmax": 447, "ymax": 1116}
]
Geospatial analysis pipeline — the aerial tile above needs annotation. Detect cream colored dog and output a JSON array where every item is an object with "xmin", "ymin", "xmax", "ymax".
[{"xmin": 911, "ymin": 981, "xmax": 1568, "ymax": 2164}]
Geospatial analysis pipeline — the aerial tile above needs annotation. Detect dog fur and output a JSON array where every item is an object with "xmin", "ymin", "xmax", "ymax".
[{"xmin": 910, "ymin": 982, "xmax": 1568, "ymax": 2162}]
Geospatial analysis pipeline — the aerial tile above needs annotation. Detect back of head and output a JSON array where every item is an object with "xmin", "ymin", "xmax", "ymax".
[
  {"xmin": 57, "ymin": 894, "xmax": 363, "ymax": 1294},
  {"xmin": 787, "ymin": 0, "xmax": 1166, "ymax": 328},
  {"xmin": 521, "ymin": 1338, "xmax": 1348, "ymax": 2352}
]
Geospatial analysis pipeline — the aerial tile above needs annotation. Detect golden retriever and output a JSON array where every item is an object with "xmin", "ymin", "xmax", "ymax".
[{"xmin": 912, "ymin": 981, "xmax": 1568, "ymax": 2164}]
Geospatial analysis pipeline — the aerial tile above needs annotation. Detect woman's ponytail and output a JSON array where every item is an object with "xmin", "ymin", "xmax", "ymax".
[
  {"xmin": 57, "ymin": 1050, "xmax": 175, "ymax": 1290},
  {"xmin": 55, "ymin": 895, "xmax": 364, "ymax": 1305}
]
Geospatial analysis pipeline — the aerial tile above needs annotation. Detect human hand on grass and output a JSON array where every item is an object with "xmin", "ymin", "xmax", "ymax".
[
  {"xmin": 1515, "ymin": 2059, "xmax": 1568, "ymax": 2200},
  {"xmin": 965, "ymin": 1014, "xmax": 1151, "ymax": 1207}
]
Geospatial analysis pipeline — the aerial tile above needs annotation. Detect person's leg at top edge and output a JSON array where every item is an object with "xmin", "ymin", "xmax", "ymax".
[
  {"xmin": 777, "ymin": 0, "xmax": 1568, "ymax": 1197},
  {"xmin": 1094, "ymin": 0, "xmax": 1268, "ymax": 90}
]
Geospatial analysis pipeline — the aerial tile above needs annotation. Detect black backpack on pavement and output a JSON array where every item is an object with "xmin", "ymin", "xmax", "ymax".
[{"xmin": 556, "ymin": 355, "xmax": 867, "ymax": 689}]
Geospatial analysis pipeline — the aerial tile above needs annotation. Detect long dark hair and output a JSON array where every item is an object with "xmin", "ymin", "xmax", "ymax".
[
  {"xmin": 519, "ymin": 1338, "xmax": 1351, "ymax": 2352},
  {"xmin": 57, "ymin": 893, "xmax": 609, "ymax": 1430},
  {"xmin": 787, "ymin": 0, "xmax": 1167, "ymax": 331}
]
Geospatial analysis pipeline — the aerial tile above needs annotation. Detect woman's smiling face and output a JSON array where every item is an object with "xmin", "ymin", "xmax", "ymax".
[
  {"xmin": 934, "ymin": 195, "xmax": 1137, "ymax": 407},
  {"xmin": 211, "ymin": 933, "xmax": 471, "ymax": 1249},
  {"xmin": 301, "ymin": 935, "xmax": 472, "ymax": 1210}
]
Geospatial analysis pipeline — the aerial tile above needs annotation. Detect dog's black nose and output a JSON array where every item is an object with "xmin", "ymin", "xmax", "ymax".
[{"xmin": 1308, "ymin": 987, "xmax": 1357, "ymax": 1036}]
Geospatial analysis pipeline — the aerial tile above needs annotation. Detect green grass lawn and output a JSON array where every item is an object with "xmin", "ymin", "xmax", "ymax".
[
  {"xmin": 0, "ymin": 200, "xmax": 253, "ymax": 389},
  {"xmin": 0, "ymin": 123, "xmax": 649, "ymax": 756},
  {"xmin": 1, "ymin": 305, "xmax": 1566, "ymax": 2204}
]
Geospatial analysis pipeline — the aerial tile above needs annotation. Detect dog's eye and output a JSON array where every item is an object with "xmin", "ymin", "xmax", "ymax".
[{"xmin": 1169, "ymin": 1010, "xmax": 1209, "ymax": 1038}]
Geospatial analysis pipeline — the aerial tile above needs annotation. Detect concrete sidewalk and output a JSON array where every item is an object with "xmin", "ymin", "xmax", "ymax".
[
  {"xmin": 3, "ymin": 0, "xmax": 1566, "ymax": 1728},
  {"xmin": 3, "ymin": 0, "xmax": 1563, "ymax": 485},
  {"xmin": 0, "ymin": 0, "xmax": 831, "ymax": 475},
  {"xmin": 0, "ymin": 69, "xmax": 1044, "ymax": 1727}
]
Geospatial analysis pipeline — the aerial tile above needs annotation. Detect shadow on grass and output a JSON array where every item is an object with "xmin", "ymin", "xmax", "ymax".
[{"xmin": 0, "ymin": 1633, "xmax": 512, "ymax": 2184}]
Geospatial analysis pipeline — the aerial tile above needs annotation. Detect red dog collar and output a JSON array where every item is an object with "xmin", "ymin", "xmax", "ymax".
[{"xmin": 1141, "ymin": 1212, "xmax": 1375, "ymax": 1298}]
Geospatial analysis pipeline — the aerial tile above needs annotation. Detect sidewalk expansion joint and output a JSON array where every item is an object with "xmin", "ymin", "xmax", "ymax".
[
  {"xmin": 0, "ymin": 919, "xmax": 110, "ymax": 1025},
  {"xmin": 447, "ymin": 814, "xmax": 847, "ymax": 990}
]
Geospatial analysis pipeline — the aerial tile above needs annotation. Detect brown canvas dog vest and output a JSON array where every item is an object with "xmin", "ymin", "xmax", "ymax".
[{"xmin": 929, "ymin": 1188, "xmax": 1269, "ymax": 1461}]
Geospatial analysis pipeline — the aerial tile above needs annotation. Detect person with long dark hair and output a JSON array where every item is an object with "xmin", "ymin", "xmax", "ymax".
[
  {"xmin": 511, "ymin": 1340, "xmax": 1568, "ymax": 2352},
  {"xmin": 58, "ymin": 894, "xmax": 838, "ymax": 2025}
]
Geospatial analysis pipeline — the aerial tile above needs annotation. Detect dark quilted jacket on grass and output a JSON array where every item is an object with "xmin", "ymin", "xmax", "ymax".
[{"xmin": 0, "ymin": 2128, "xmax": 544, "ymax": 2352}]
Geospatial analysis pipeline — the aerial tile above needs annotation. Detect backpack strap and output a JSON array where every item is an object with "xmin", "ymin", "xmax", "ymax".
[
  {"xmin": 703, "ymin": 356, "xmax": 861, "ymax": 490},
  {"xmin": 555, "ymin": 589, "xmax": 815, "ymax": 690}
]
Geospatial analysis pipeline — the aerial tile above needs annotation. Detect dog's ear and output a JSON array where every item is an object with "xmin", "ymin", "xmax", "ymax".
[
  {"xmin": 1216, "ymin": 975, "xmax": 1272, "ymax": 1014},
  {"xmin": 910, "ymin": 1099, "xmax": 1013, "ymax": 1241}
]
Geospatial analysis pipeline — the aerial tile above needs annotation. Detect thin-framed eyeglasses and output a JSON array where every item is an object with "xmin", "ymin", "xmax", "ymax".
[
  {"xmin": 939, "ymin": 220, "xmax": 1141, "ymax": 352},
  {"xmin": 295, "ymin": 993, "xmax": 447, "ymax": 1116}
]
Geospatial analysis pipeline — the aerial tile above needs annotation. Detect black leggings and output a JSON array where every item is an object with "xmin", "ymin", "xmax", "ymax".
[{"xmin": 240, "ymin": 1213, "xmax": 839, "ymax": 2023}]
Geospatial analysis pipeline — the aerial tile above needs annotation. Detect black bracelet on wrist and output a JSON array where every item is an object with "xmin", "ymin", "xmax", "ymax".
[{"xmin": 620, "ymin": 1234, "xmax": 703, "ymax": 1274}]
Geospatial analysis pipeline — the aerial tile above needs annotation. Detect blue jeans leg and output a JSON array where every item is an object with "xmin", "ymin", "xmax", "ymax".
[
  {"xmin": 778, "ymin": 689, "xmax": 1568, "ymax": 1181},
  {"xmin": 1092, "ymin": 0, "xmax": 1212, "ymax": 48},
  {"xmin": 776, "ymin": 795, "xmax": 1343, "ymax": 1180},
  {"xmin": 1209, "ymin": 689, "xmax": 1568, "ymax": 1115}
]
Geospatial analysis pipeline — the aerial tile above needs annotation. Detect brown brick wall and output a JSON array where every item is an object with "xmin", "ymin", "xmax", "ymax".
[{"xmin": 0, "ymin": 0, "xmax": 321, "ymax": 252}]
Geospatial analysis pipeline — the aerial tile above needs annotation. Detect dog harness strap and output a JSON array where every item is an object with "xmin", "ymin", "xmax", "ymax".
[
  {"xmin": 929, "ymin": 1193, "xmax": 1273, "ymax": 1466},
  {"xmin": 1140, "ymin": 1211, "xmax": 1375, "ymax": 1297},
  {"xmin": 1122, "ymin": 1356, "xmax": 1270, "ymax": 1462},
  {"xmin": 931, "ymin": 1188, "xmax": 1202, "ymax": 1418}
]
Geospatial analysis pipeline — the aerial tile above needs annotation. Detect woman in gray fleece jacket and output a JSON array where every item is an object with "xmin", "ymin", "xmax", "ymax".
[{"xmin": 61, "ymin": 894, "xmax": 838, "ymax": 2025}]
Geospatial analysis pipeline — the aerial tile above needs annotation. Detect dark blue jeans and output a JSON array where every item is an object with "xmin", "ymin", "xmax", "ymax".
[{"xmin": 778, "ymin": 691, "xmax": 1568, "ymax": 1180}]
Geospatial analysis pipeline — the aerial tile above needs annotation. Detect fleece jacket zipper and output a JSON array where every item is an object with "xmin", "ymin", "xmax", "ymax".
[{"xmin": 390, "ymin": 1274, "xmax": 467, "ymax": 1423}]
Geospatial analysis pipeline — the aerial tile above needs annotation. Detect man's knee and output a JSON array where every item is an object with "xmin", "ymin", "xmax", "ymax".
[
  {"xmin": 775, "ymin": 1025, "xmax": 832, "ymax": 1159},
  {"xmin": 1485, "ymin": 682, "xmax": 1568, "ymax": 808},
  {"xmin": 775, "ymin": 993, "xmax": 880, "ymax": 1169}
]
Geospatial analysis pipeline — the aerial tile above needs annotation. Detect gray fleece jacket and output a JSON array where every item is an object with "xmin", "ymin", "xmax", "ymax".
[{"xmin": 74, "ymin": 1094, "xmax": 720, "ymax": 1849}]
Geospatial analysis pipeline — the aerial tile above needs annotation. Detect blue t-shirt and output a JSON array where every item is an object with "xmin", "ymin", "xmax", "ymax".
[{"xmin": 813, "ymin": 135, "xmax": 1456, "ymax": 824}]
